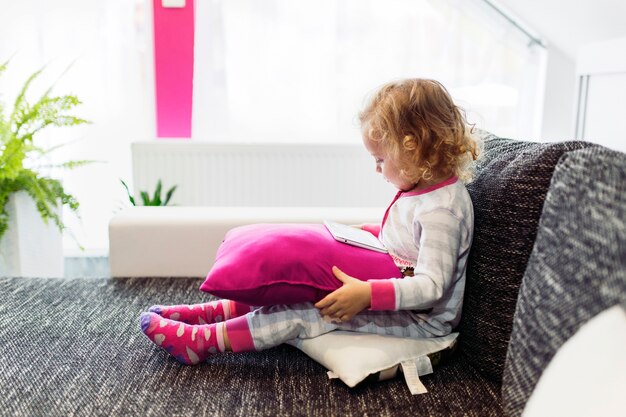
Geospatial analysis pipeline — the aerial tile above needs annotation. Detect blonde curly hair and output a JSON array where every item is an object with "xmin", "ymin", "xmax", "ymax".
[{"xmin": 359, "ymin": 79, "xmax": 481, "ymax": 183}]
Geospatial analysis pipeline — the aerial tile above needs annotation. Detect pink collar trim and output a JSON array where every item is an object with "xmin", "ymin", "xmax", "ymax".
[
  {"xmin": 401, "ymin": 176, "xmax": 458, "ymax": 197},
  {"xmin": 379, "ymin": 176, "xmax": 459, "ymax": 232}
]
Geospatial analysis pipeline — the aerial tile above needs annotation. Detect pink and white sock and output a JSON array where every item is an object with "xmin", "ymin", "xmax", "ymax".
[
  {"xmin": 148, "ymin": 300, "xmax": 252, "ymax": 325},
  {"xmin": 140, "ymin": 312, "xmax": 225, "ymax": 364},
  {"xmin": 139, "ymin": 312, "xmax": 256, "ymax": 365}
]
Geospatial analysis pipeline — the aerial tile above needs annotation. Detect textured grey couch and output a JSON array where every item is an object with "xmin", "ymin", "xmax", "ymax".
[
  {"xmin": 1, "ymin": 134, "xmax": 624, "ymax": 416},
  {"xmin": 457, "ymin": 134, "xmax": 625, "ymax": 416}
]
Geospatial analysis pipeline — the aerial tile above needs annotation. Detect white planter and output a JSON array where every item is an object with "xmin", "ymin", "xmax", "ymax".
[{"xmin": 0, "ymin": 191, "xmax": 64, "ymax": 277}]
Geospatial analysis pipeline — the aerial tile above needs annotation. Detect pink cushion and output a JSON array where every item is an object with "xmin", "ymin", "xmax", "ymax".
[{"xmin": 200, "ymin": 223, "xmax": 402, "ymax": 305}]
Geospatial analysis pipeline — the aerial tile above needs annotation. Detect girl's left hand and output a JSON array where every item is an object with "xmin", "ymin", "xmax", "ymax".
[{"xmin": 315, "ymin": 266, "xmax": 371, "ymax": 323}]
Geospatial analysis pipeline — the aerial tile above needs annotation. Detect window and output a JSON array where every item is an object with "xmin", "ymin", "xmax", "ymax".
[
  {"xmin": 1, "ymin": 0, "xmax": 546, "ymax": 254},
  {"xmin": 0, "ymin": 0, "xmax": 153, "ymax": 255},
  {"xmin": 192, "ymin": 0, "xmax": 546, "ymax": 143}
]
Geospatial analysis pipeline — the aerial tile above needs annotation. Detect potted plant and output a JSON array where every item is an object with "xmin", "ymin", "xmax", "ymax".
[
  {"xmin": 0, "ymin": 61, "xmax": 91, "ymax": 277},
  {"xmin": 120, "ymin": 179, "xmax": 177, "ymax": 206}
]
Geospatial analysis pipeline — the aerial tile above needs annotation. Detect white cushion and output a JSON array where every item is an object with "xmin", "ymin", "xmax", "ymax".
[
  {"xmin": 288, "ymin": 331, "xmax": 458, "ymax": 391},
  {"xmin": 109, "ymin": 206, "xmax": 383, "ymax": 277},
  {"xmin": 523, "ymin": 305, "xmax": 626, "ymax": 417}
]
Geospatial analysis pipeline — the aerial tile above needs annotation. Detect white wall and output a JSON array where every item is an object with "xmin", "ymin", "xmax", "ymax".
[
  {"xmin": 496, "ymin": 0, "xmax": 626, "ymax": 141},
  {"xmin": 541, "ymin": 48, "xmax": 576, "ymax": 141},
  {"xmin": 574, "ymin": 37, "xmax": 626, "ymax": 153}
]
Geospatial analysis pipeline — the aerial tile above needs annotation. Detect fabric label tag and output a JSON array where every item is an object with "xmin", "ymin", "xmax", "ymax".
[
  {"xmin": 415, "ymin": 355, "xmax": 433, "ymax": 376},
  {"xmin": 326, "ymin": 371, "xmax": 339, "ymax": 379},
  {"xmin": 400, "ymin": 360, "xmax": 428, "ymax": 395}
]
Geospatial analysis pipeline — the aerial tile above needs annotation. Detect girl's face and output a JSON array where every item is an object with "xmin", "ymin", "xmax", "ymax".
[{"xmin": 362, "ymin": 133, "xmax": 416, "ymax": 192}]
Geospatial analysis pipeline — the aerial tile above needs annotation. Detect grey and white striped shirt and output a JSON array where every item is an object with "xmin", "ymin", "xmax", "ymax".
[{"xmin": 371, "ymin": 177, "xmax": 474, "ymax": 336}]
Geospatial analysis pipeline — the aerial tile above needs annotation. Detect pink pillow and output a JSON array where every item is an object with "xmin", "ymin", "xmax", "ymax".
[{"xmin": 200, "ymin": 223, "xmax": 402, "ymax": 305}]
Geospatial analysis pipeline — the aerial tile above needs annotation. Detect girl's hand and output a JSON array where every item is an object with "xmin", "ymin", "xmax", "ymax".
[{"xmin": 315, "ymin": 266, "xmax": 371, "ymax": 323}]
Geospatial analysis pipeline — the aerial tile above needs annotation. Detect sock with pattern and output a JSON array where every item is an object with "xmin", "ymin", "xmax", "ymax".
[
  {"xmin": 148, "ymin": 299, "xmax": 252, "ymax": 325},
  {"xmin": 139, "ymin": 312, "xmax": 228, "ymax": 365}
]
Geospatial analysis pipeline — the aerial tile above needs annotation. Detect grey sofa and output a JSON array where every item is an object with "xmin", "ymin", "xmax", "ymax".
[
  {"xmin": 0, "ymin": 134, "xmax": 624, "ymax": 416},
  {"xmin": 459, "ymin": 133, "xmax": 625, "ymax": 415}
]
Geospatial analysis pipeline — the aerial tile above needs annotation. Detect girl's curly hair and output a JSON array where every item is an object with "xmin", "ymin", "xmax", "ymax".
[{"xmin": 359, "ymin": 79, "xmax": 481, "ymax": 183}]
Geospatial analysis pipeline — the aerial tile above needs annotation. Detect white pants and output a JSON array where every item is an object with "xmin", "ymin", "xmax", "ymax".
[{"xmin": 245, "ymin": 302, "xmax": 437, "ymax": 350}]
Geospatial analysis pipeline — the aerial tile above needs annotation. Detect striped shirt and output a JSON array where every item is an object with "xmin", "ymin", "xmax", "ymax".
[{"xmin": 368, "ymin": 176, "xmax": 474, "ymax": 336}]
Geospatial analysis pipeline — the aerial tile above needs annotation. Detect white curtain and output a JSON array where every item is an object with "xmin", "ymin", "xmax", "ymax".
[
  {"xmin": 193, "ymin": 0, "xmax": 546, "ymax": 143},
  {"xmin": 0, "ymin": 0, "xmax": 154, "ymax": 254}
]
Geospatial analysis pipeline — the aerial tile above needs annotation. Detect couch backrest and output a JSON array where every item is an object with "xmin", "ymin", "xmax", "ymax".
[
  {"xmin": 459, "ymin": 134, "xmax": 592, "ymax": 382},
  {"xmin": 501, "ymin": 147, "xmax": 626, "ymax": 416}
]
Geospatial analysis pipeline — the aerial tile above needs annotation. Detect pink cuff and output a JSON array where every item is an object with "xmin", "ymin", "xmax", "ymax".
[
  {"xmin": 361, "ymin": 224, "xmax": 381, "ymax": 237},
  {"xmin": 228, "ymin": 300, "xmax": 253, "ymax": 319},
  {"xmin": 225, "ymin": 315, "xmax": 256, "ymax": 352},
  {"xmin": 368, "ymin": 280, "xmax": 396, "ymax": 310}
]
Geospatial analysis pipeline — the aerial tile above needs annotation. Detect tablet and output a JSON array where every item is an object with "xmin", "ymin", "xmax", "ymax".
[{"xmin": 323, "ymin": 220, "xmax": 388, "ymax": 253}]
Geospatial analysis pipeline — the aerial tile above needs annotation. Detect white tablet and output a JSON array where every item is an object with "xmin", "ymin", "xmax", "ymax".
[{"xmin": 323, "ymin": 220, "xmax": 388, "ymax": 253}]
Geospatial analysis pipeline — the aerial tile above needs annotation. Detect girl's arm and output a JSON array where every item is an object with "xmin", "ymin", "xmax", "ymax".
[
  {"xmin": 370, "ymin": 209, "xmax": 465, "ymax": 311},
  {"xmin": 315, "ymin": 209, "xmax": 466, "ymax": 320}
]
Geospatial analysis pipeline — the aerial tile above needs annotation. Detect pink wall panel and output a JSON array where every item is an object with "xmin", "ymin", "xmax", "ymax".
[{"xmin": 153, "ymin": 0, "xmax": 195, "ymax": 138}]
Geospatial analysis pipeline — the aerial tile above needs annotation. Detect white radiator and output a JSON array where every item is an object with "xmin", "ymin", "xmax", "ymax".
[{"xmin": 131, "ymin": 141, "xmax": 395, "ymax": 207}]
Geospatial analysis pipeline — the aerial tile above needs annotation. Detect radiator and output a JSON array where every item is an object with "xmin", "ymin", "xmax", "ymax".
[{"xmin": 131, "ymin": 141, "xmax": 394, "ymax": 207}]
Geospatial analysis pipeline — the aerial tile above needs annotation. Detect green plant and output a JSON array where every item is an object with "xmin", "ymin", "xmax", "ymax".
[
  {"xmin": 0, "ymin": 61, "xmax": 91, "ymax": 243},
  {"xmin": 120, "ymin": 179, "xmax": 177, "ymax": 206}
]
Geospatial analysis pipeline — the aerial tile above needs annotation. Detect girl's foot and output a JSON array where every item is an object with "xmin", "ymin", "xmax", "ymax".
[
  {"xmin": 148, "ymin": 300, "xmax": 251, "ymax": 325},
  {"xmin": 139, "ymin": 312, "xmax": 226, "ymax": 365}
]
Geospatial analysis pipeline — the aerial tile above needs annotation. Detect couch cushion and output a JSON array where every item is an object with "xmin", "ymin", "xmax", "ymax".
[
  {"xmin": 520, "ymin": 304, "xmax": 626, "ymax": 417},
  {"xmin": 288, "ymin": 330, "xmax": 458, "ymax": 389},
  {"xmin": 460, "ymin": 134, "xmax": 591, "ymax": 382},
  {"xmin": 501, "ymin": 147, "xmax": 626, "ymax": 416},
  {"xmin": 0, "ymin": 276, "xmax": 503, "ymax": 416}
]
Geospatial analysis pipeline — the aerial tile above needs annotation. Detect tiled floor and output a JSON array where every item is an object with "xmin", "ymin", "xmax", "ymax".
[{"xmin": 64, "ymin": 256, "xmax": 111, "ymax": 278}]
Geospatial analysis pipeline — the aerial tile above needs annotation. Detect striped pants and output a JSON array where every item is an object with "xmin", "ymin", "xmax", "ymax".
[{"xmin": 244, "ymin": 302, "xmax": 437, "ymax": 351}]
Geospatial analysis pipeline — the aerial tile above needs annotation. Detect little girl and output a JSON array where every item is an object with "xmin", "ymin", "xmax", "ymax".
[{"xmin": 139, "ymin": 78, "xmax": 481, "ymax": 365}]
